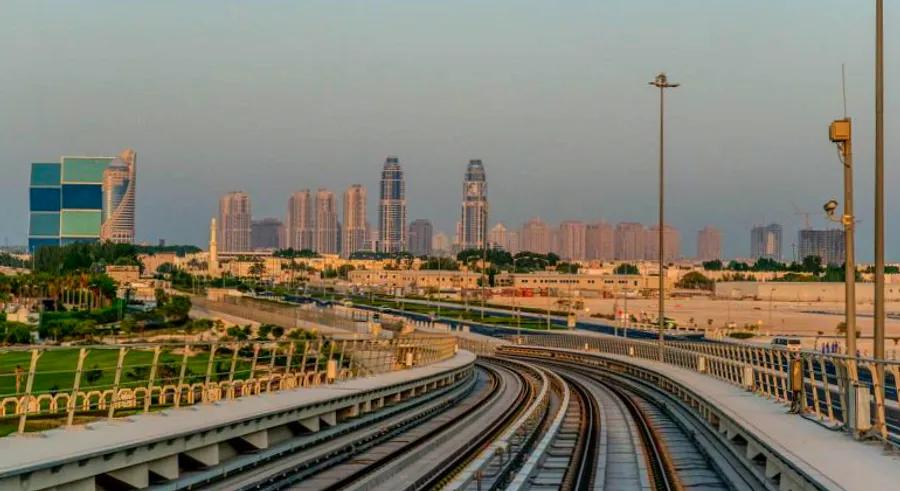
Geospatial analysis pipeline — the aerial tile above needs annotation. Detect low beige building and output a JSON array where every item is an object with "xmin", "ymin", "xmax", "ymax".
[
  {"xmin": 347, "ymin": 270, "xmax": 481, "ymax": 290},
  {"xmin": 498, "ymin": 272, "xmax": 673, "ymax": 294},
  {"xmin": 715, "ymin": 281, "xmax": 900, "ymax": 303}
]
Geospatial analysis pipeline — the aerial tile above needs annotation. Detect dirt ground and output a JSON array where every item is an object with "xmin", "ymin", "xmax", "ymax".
[{"xmin": 490, "ymin": 294, "xmax": 900, "ymax": 358}]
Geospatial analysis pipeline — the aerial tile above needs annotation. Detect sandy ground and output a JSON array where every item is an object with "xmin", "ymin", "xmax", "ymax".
[{"xmin": 490, "ymin": 294, "xmax": 900, "ymax": 358}]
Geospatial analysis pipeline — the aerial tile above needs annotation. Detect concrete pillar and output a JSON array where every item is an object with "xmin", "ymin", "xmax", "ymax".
[
  {"xmin": 184, "ymin": 444, "xmax": 220, "ymax": 467},
  {"xmin": 148, "ymin": 455, "xmax": 179, "ymax": 481},
  {"xmin": 106, "ymin": 463, "xmax": 149, "ymax": 489},
  {"xmin": 240, "ymin": 430, "xmax": 269, "ymax": 450}
]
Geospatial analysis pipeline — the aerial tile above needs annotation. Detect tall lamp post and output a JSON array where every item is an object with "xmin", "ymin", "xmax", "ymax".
[
  {"xmin": 649, "ymin": 72, "xmax": 680, "ymax": 362},
  {"xmin": 827, "ymin": 118, "xmax": 856, "ymax": 359},
  {"xmin": 874, "ymin": 0, "xmax": 885, "ymax": 366}
]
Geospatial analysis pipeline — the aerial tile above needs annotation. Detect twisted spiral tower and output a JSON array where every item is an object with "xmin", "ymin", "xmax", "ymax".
[{"xmin": 101, "ymin": 148, "xmax": 136, "ymax": 243}]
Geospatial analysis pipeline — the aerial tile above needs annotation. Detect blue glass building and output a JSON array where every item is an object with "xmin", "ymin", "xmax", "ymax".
[{"xmin": 28, "ymin": 156, "xmax": 113, "ymax": 252}]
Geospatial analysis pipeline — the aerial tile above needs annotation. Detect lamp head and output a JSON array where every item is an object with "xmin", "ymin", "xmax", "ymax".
[{"xmin": 823, "ymin": 199, "xmax": 839, "ymax": 217}]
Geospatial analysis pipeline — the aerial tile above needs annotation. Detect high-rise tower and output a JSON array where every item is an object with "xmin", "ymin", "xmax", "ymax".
[
  {"xmin": 287, "ymin": 190, "xmax": 314, "ymax": 251},
  {"xmin": 218, "ymin": 191, "xmax": 252, "ymax": 253},
  {"xmin": 100, "ymin": 148, "xmax": 136, "ymax": 244},
  {"xmin": 342, "ymin": 184, "xmax": 368, "ymax": 257},
  {"xmin": 460, "ymin": 159, "xmax": 488, "ymax": 250},
  {"xmin": 315, "ymin": 188, "xmax": 339, "ymax": 254},
  {"xmin": 378, "ymin": 156, "xmax": 407, "ymax": 253}
]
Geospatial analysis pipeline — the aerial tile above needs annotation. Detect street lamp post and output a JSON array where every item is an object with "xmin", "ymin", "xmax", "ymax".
[
  {"xmin": 649, "ymin": 73, "xmax": 680, "ymax": 362},
  {"xmin": 827, "ymin": 117, "xmax": 856, "ymax": 359},
  {"xmin": 874, "ymin": 0, "xmax": 886, "ymax": 368}
]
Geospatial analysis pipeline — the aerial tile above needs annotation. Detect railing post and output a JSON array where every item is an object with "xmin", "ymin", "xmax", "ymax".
[
  {"xmin": 144, "ymin": 346, "xmax": 161, "ymax": 413},
  {"xmin": 175, "ymin": 344, "xmax": 189, "ymax": 408},
  {"xmin": 108, "ymin": 348, "xmax": 127, "ymax": 420},
  {"xmin": 228, "ymin": 343, "xmax": 239, "ymax": 382},
  {"xmin": 66, "ymin": 348, "xmax": 89, "ymax": 426},
  {"xmin": 17, "ymin": 349, "xmax": 42, "ymax": 434},
  {"xmin": 285, "ymin": 342, "xmax": 295, "ymax": 374},
  {"xmin": 336, "ymin": 340, "xmax": 347, "ymax": 379},
  {"xmin": 249, "ymin": 343, "xmax": 260, "ymax": 380},
  {"xmin": 204, "ymin": 343, "xmax": 218, "ymax": 402}
]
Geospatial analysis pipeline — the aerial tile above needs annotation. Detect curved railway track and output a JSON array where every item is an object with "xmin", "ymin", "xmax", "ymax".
[{"xmin": 507, "ymin": 355, "xmax": 730, "ymax": 491}]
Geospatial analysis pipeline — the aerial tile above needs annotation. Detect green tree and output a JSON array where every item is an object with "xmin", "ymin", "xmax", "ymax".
[
  {"xmin": 162, "ymin": 295, "xmax": 192, "ymax": 323},
  {"xmin": 801, "ymin": 255, "xmax": 823, "ymax": 275},
  {"xmin": 271, "ymin": 325, "xmax": 285, "ymax": 339},
  {"xmin": 676, "ymin": 271, "xmax": 714, "ymax": 290},
  {"xmin": 258, "ymin": 324, "xmax": 273, "ymax": 339},
  {"xmin": 614, "ymin": 263, "xmax": 639, "ymax": 275},
  {"xmin": 556, "ymin": 262, "xmax": 580, "ymax": 274},
  {"xmin": 420, "ymin": 257, "xmax": 460, "ymax": 271},
  {"xmin": 702, "ymin": 259, "xmax": 723, "ymax": 271}
]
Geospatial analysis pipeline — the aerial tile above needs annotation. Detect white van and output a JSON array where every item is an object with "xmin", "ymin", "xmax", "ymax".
[{"xmin": 771, "ymin": 337, "xmax": 802, "ymax": 352}]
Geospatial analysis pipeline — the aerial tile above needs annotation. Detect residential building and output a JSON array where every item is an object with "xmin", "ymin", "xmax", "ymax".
[
  {"xmin": 378, "ymin": 156, "xmax": 407, "ymax": 253},
  {"xmin": 342, "ymin": 184, "xmax": 368, "ymax": 257},
  {"xmin": 432, "ymin": 232, "xmax": 450, "ymax": 255},
  {"xmin": 100, "ymin": 148, "xmax": 137, "ymax": 244},
  {"xmin": 460, "ymin": 159, "xmax": 488, "ymax": 249},
  {"xmin": 585, "ymin": 221, "xmax": 615, "ymax": 260},
  {"xmin": 697, "ymin": 226, "xmax": 722, "ymax": 261},
  {"xmin": 557, "ymin": 220, "xmax": 587, "ymax": 260},
  {"xmin": 408, "ymin": 219, "xmax": 433, "ymax": 256},
  {"xmin": 315, "ymin": 188, "xmax": 339, "ymax": 254},
  {"xmin": 520, "ymin": 218, "xmax": 551, "ymax": 254},
  {"xmin": 489, "ymin": 223, "xmax": 519, "ymax": 253},
  {"xmin": 286, "ymin": 190, "xmax": 314, "ymax": 250},
  {"xmin": 798, "ymin": 229, "xmax": 845, "ymax": 266},
  {"xmin": 645, "ymin": 225, "xmax": 681, "ymax": 262},
  {"xmin": 614, "ymin": 222, "xmax": 646, "ymax": 260},
  {"xmin": 751, "ymin": 223, "xmax": 782, "ymax": 260},
  {"xmin": 251, "ymin": 218, "xmax": 283, "ymax": 250},
  {"xmin": 219, "ymin": 191, "xmax": 252, "ymax": 253}
]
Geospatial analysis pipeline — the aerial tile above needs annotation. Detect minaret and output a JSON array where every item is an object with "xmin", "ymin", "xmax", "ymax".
[{"xmin": 209, "ymin": 217, "xmax": 219, "ymax": 275}]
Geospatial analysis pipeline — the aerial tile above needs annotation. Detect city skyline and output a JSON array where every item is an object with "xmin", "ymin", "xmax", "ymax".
[{"xmin": 5, "ymin": 2, "xmax": 900, "ymax": 261}]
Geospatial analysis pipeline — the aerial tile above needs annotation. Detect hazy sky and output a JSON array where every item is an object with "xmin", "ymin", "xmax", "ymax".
[{"xmin": 2, "ymin": 1, "xmax": 898, "ymax": 260}]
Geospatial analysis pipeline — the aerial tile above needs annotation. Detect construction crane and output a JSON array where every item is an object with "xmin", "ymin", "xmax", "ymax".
[{"xmin": 791, "ymin": 202, "xmax": 812, "ymax": 230}]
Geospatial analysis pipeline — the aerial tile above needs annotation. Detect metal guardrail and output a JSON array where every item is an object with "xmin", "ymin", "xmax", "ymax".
[
  {"xmin": 0, "ymin": 335, "xmax": 458, "ymax": 435},
  {"xmin": 506, "ymin": 333, "xmax": 900, "ymax": 443}
]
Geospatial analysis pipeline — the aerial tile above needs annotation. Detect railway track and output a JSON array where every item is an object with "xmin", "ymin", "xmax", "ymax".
[
  {"xmin": 505, "ymin": 355, "xmax": 731, "ymax": 491},
  {"xmin": 195, "ymin": 347, "xmax": 739, "ymax": 491}
]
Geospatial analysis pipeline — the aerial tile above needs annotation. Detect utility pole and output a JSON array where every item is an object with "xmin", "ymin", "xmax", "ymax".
[
  {"xmin": 828, "ymin": 116, "xmax": 856, "ymax": 358},
  {"xmin": 649, "ymin": 73, "xmax": 680, "ymax": 362},
  {"xmin": 874, "ymin": 0, "xmax": 885, "ymax": 365}
]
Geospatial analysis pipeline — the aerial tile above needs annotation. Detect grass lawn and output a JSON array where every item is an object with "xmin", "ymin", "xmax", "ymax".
[{"xmin": 0, "ymin": 347, "xmax": 270, "ymax": 398}]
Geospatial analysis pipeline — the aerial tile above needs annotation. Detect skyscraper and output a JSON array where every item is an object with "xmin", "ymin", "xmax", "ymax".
[
  {"xmin": 408, "ymin": 219, "xmax": 433, "ymax": 256},
  {"xmin": 489, "ymin": 223, "xmax": 508, "ymax": 250},
  {"xmin": 286, "ymin": 190, "xmax": 314, "ymax": 251},
  {"xmin": 697, "ymin": 226, "xmax": 722, "ymax": 261},
  {"xmin": 520, "ymin": 218, "xmax": 551, "ymax": 254},
  {"xmin": 251, "ymin": 218, "xmax": 283, "ymax": 250},
  {"xmin": 378, "ymin": 157, "xmax": 407, "ymax": 253},
  {"xmin": 751, "ymin": 223, "xmax": 782, "ymax": 260},
  {"xmin": 432, "ymin": 232, "xmax": 450, "ymax": 255},
  {"xmin": 28, "ymin": 150, "xmax": 136, "ymax": 252},
  {"xmin": 342, "ymin": 184, "xmax": 368, "ymax": 257},
  {"xmin": 798, "ymin": 229, "xmax": 845, "ymax": 265},
  {"xmin": 645, "ymin": 225, "xmax": 681, "ymax": 262},
  {"xmin": 585, "ymin": 221, "xmax": 615, "ymax": 260},
  {"xmin": 557, "ymin": 221, "xmax": 587, "ymax": 260},
  {"xmin": 315, "ymin": 188, "xmax": 339, "ymax": 254},
  {"xmin": 614, "ymin": 222, "xmax": 646, "ymax": 261},
  {"xmin": 460, "ymin": 159, "xmax": 488, "ymax": 249},
  {"xmin": 100, "ymin": 148, "xmax": 136, "ymax": 244},
  {"xmin": 218, "ymin": 191, "xmax": 252, "ymax": 253}
]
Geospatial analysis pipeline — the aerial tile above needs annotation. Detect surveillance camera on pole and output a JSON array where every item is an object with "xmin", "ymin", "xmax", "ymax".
[
  {"xmin": 827, "ymin": 116, "xmax": 857, "ymax": 389},
  {"xmin": 824, "ymin": 199, "xmax": 839, "ymax": 218}
]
